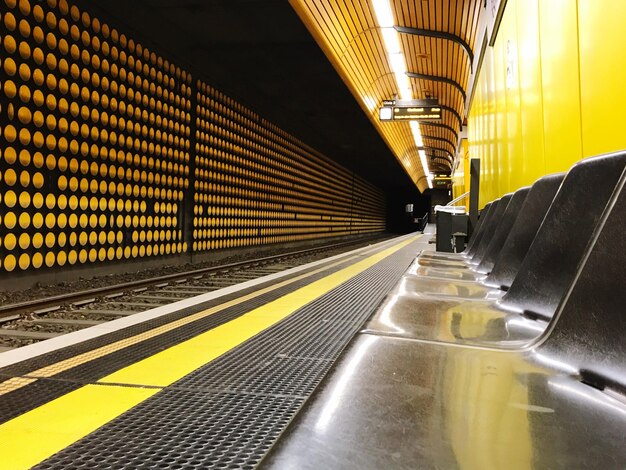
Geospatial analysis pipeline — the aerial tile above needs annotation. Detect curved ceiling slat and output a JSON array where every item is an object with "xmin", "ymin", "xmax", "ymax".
[
  {"xmin": 289, "ymin": 0, "xmax": 482, "ymax": 192},
  {"xmin": 424, "ymin": 135, "xmax": 457, "ymax": 152}
]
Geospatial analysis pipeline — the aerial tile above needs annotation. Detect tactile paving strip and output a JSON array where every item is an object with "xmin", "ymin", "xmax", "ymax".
[
  {"xmin": 36, "ymin": 238, "xmax": 423, "ymax": 469},
  {"xmin": 1, "ymin": 252, "xmax": 361, "ymax": 377},
  {"xmin": 0, "ymin": 253, "xmax": 373, "ymax": 423}
]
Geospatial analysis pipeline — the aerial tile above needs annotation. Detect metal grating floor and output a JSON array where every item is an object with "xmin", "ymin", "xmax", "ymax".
[
  {"xmin": 34, "ymin": 237, "xmax": 423, "ymax": 469},
  {"xmin": 0, "ymin": 252, "xmax": 371, "ymax": 424}
]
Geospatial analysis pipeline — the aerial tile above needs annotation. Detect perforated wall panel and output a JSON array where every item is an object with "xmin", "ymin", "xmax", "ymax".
[
  {"xmin": 0, "ymin": 0, "xmax": 385, "ymax": 273},
  {"xmin": 193, "ymin": 82, "xmax": 385, "ymax": 251}
]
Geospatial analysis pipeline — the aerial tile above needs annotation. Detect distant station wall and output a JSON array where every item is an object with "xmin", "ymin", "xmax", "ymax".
[{"xmin": 0, "ymin": 0, "xmax": 386, "ymax": 276}]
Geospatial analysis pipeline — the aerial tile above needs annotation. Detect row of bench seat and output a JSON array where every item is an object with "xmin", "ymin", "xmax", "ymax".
[{"xmin": 262, "ymin": 151, "xmax": 626, "ymax": 469}]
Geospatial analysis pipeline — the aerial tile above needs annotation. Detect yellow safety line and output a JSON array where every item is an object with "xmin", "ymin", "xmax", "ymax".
[
  {"xmin": 0, "ymin": 253, "xmax": 365, "ymax": 397},
  {"xmin": 0, "ymin": 384, "xmax": 157, "ymax": 470},
  {"xmin": 0, "ymin": 238, "xmax": 403, "ymax": 395},
  {"xmin": 0, "ymin": 235, "xmax": 419, "ymax": 469}
]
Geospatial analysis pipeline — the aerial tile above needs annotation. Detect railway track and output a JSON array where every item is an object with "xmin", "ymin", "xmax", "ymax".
[{"xmin": 0, "ymin": 236, "xmax": 389, "ymax": 352}]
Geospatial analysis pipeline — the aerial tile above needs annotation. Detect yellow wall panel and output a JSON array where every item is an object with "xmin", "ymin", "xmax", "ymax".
[
  {"xmin": 479, "ymin": 45, "xmax": 498, "ymax": 207},
  {"xmin": 539, "ymin": 0, "xmax": 582, "ymax": 173},
  {"xmin": 516, "ymin": 0, "xmax": 545, "ymax": 185},
  {"xmin": 464, "ymin": 140, "xmax": 471, "ymax": 199},
  {"xmin": 451, "ymin": 139, "xmax": 470, "ymax": 207},
  {"xmin": 578, "ymin": 0, "xmax": 626, "ymax": 157},
  {"xmin": 467, "ymin": 66, "xmax": 484, "ymax": 207},
  {"xmin": 469, "ymin": 0, "xmax": 626, "ymax": 204},
  {"xmin": 502, "ymin": 0, "xmax": 523, "ymax": 194},
  {"xmin": 486, "ymin": 44, "xmax": 499, "ymax": 205},
  {"xmin": 493, "ymin": 26, "xmax": 509, "ymax": 198}
]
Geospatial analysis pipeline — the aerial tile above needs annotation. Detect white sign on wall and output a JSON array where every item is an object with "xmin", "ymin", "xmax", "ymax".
[{"xmin": 506, "ymin": 39, "xmax": 517, "ymax": 89}]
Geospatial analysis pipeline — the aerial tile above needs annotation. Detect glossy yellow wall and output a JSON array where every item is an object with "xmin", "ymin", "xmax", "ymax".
[
  {"xmin": 466, "ymin": 0, "xmax": 626, "ymax": 207},
  {"xmin": 451, "ymin": 139, "xmax": 470, "ymax": 206}
]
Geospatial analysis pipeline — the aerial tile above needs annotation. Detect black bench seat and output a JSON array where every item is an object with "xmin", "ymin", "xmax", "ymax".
[
  {"xmin": 261, "ymin": 154, "xmax": 626, "ymax": 470},
  {"xmin": 400, "ymin": 173, "xmax": 563, "ymax": 300},
  {"xmin": 363, "ymin": 153, "xmax": 625, "ymax": 347}
]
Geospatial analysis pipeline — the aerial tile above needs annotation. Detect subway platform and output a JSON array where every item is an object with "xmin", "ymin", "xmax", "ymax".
[
  {"xmin": 0, "ymin": 234, "xmax": 428, "ymax": 469},
  {"xmin": 3, "ymin": 148, "xmax": 626, "ymax": 470}
]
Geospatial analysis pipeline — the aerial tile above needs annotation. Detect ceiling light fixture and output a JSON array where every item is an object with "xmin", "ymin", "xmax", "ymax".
[
  {"xmin": 373, "ymin": 0, "xmax": 411, "ymax": 101},
  {"xmin": 410, "ymin": 121, "xmax": 431, "ymax": 180},
  {"xmin": 380, "ymin": 27, "xmax": 401, "ymax": 54},
  {"xmin": 410, "ymin": 121, "xmax": 424, "ymax": 147},
  {"xmin": 371, "ymin": 0, "xmax": 395, "ymax": 28},
  {"xmin": 372, "ymin": 0, "xmax": 430, "ymax": 183}
]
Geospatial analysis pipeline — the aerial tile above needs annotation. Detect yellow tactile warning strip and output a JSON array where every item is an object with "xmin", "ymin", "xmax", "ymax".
[
  {"xmin": 0, "ymin": 235, "xmax": 421, "ymax": 469},
  {"xmin": 0, "ymin": 242, "xmax": 388, "ymax": 398},
  {"xmin": 0, "ymin": 384, "xmax": 157, "ymax": 470}
]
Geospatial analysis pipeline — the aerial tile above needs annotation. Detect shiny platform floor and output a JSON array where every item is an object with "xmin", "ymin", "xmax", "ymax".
[
  {"xmin": 0, "ymin": 234, "xmax": 426, "ymax": 469},
  {"xmin": 262, "ymin": 252, "xmax": 626, "ymax": 468},
  {"xmin": 263, "ymin": 331, "xmax": 626, "ymax": 470}
]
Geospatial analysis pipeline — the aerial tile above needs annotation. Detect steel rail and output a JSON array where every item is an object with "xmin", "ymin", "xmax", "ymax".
[{"xmin": 0, "ymin": 236, "xmax": 383, "ymax": 321}]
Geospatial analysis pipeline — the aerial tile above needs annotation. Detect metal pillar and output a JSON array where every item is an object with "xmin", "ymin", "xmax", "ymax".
[{"xmin": 469, "ymin": 158, "xmax": 480, "ymax": 237}]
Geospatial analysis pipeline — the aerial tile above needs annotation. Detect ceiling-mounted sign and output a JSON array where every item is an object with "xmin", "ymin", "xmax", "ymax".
[{"xmin": 379, "ymin": 99, "xmax": 442, "ymax": 122}]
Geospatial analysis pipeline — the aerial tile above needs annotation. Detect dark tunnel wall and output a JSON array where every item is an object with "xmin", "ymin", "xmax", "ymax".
[
  {"xmin": 386, "ymin": 187, "xmax": 432, "ymax": 234},
  {"xmin": 0, "ymin": 0, "xmax": 386, "ymax": 276}
]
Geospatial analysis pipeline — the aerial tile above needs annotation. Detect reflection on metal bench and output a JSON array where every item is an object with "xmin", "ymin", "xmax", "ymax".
[
  {"xmin": 262, "ymin": 153, "xmax": 626, "ymax": 469},
  {"xmin": 365, "ymin": 153, "xmax": 626, "ymax": 346}
]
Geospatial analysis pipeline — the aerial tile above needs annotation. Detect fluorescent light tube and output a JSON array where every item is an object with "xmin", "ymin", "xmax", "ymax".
[
  {"xmin": 381, "ymin": 27, "xmax": 401, "ymax": 54},
  {"xmin": 372, "ymin": 0, "xmax": 395, "ymax": 28}
]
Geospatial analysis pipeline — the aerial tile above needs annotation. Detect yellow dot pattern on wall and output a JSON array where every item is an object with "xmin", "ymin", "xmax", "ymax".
[
  {"xmin": 0, "ymin": 0, "xmax": 386, "ymax": 273},
  {"xmin": 0, "ymin": 0, "xmax": 190, "ymax": 271},
  {"xmin": 192, "ymin": 82, "xmax": 386, "ymax": 252}
]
